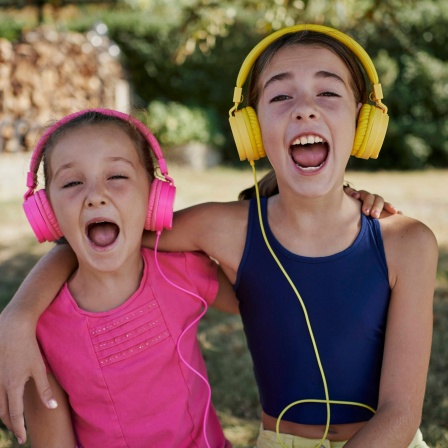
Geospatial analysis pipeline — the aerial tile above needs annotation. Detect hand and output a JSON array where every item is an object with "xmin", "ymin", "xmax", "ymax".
[
  {"xmin": 0, "ymin": 311, "xmax": 57, "ymax": 444},
  {"xmin": 344, "ymin": 186, "xmax": 402, "ymax": 218}
]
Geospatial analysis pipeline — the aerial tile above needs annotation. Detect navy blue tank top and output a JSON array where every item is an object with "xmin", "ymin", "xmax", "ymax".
[{"xmin": 234, "ymin": 197, "xmax": 390, "ymax": 425}]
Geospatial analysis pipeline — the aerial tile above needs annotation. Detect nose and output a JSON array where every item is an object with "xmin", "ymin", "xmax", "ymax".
[
  {"xmin": 85, "ymin": 181, "xmax": 107, "ymax": 208},
  {"xmin": 293, "ymin": 95, "xmax": 319, "ymax": 121}
]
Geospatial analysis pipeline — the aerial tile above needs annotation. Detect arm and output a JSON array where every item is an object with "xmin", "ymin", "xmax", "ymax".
[
  {"xmin": 143, "ymin": 201, "xmax": 249, "ymax": 276},
  {"xmin": 142, "ymin": 188, "xmax": 397, "ymax": 261},
  {"xmin": 0, "ymin": 244, "xmax": 77, "ymax": 443},
  {"xmin": 344, "ymin": 216, "xmax": 438, "ymax": 447},
  {"xmin": 211, "ymin": 265, "xmax": 239, "ymax": 314},
  {"xmin": 24, "ymin": 373, "xmax": 76, "ymax": 448}
]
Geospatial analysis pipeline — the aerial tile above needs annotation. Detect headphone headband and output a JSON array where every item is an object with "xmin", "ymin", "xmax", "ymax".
[
  {"xmin": 231, "ymin": 24, "xmax": 386, "ymax": 112},
  {"xmin": 229, "ymin": 24, "xmax": 389, "ymax": 162},
  {"xmin": 25, "ymin": 108, "xmax": 170, "ymax": 196}
]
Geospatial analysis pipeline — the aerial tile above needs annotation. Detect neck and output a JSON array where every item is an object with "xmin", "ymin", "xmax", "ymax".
[
  {"xmin": 68, "ymin": 251, "xmax": 144, "ymax": 312},
  {"xmin": 266, "ymin": 187, "xmax": 362, "ymax": 257}
]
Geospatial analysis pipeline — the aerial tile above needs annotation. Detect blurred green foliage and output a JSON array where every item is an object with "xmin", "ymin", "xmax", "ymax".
[
  {"xmin": 0, "ymin": 0, "xmax": 446, "ymax": 168},
  {"xmin": 142, "ymin": 101, "xmax": 225, "ymax": 148}
]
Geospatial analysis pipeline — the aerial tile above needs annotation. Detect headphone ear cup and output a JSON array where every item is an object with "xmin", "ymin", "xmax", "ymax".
[
  {"xmin": 229, "ymin": 107, "xmax": 266, "ymax": 162},
  {"xmin": 23, "ymin": 190, "xmax": 63, "ymax": 243},
  {"xmin": 352, "ymin": 104, "xmax": 389, "ymax": 160},
  {"xmin": 146, "ymin": 179, "xmax": 176, "ymax": 232}
]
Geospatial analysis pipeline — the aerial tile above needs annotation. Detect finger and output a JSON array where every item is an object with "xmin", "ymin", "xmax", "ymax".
[
  {"xmin": 0, "ymin": 384, "xmax": 27, "ymax": 444},
  {"xmin": 32, "ymin": 362, "xmax": 58, "ymax": 410},
  {"xmin": 357, "ymin": 191, "xmax": 376, "ymax": 217},
  {"xmin": 0, "ymin": 391, "xmax": 14, "ymax": 437},
  {"xmin": 383, "ymin": 201, "xmax": 400, "ymax": 215},
  {"xmin": 369, "ymin": 195, "xmax": 386, "ymax": 219},
  {"xmin": 343, "ymin": 186, "xmax": 360, "ymax": 199},
  {"xmin": 7, "ymin": 387, "xmax": 27, "ymax": 444}
]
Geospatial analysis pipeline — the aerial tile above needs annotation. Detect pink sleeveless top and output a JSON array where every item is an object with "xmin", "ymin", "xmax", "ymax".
[{"xmin": 37, "ymin": 249, "xmax": 230, "ymax": 448}]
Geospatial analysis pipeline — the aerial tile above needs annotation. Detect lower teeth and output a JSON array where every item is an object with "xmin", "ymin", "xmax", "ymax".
[{"xmin": 296, "ymin": 163, "xmax": 323, "ymax": 171}]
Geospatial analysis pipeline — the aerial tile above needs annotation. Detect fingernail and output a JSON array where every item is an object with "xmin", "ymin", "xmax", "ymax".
[
  {"xmin": 364, "ymin": 208, "xmax": 370, "ymax": 214},
  {"xmin": 351, "ymin": 192, "xmax": 360, "ymax": 198},
  {"xmin": 48, "ymin": 398, "xmax": 58, "ymax": 409},
  {"xmin": 17, "ymin": 437, "xmax": 23, "ymax": 445},
  {"xmin": 372, "ymin": 210, "xmax": 379, "ymax": 218}
]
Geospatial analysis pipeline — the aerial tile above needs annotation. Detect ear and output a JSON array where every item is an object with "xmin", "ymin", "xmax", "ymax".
[{"xmin": 354, "ymin": 102, "xmax": 363, "ymax": 126}]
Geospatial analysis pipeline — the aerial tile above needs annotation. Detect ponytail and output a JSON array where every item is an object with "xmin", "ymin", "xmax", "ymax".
[{"xmin": 238, "ymin": 169, "xmax": 279, "ymax": 200}]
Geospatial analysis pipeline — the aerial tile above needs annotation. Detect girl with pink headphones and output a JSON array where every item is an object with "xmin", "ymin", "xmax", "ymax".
[
  {"xmin": 0, "ymin": 24, "xmax": 435, "ymax": 448},
  {"xmin": 9, "ymin": 109, "xmax": 237, "ymax": 447}
]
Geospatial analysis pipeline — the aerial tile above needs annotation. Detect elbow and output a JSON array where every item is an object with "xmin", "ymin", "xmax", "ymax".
[{"xmin": 377, "ymin": 401, "xmax": 423, "ymax": 444}]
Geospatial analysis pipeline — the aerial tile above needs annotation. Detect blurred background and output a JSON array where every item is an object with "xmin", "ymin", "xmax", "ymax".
[
  {"xmin": 0, "ymin": 0, "xmax": 447, "ymax": 446},
  {"xmin": 0, "ymin": 0, "xmax": 447, "ymax": 169}
]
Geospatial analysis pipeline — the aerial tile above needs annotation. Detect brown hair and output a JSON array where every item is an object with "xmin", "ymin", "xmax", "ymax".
[{"xmin": 238, "ymin": 169, "xmax": 278, "ymax": 200}]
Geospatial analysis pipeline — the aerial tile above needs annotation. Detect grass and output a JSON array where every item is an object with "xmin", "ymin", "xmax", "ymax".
[{"xmin": 0, "ymin": 154, "xmax": 447, "ymax": 447}]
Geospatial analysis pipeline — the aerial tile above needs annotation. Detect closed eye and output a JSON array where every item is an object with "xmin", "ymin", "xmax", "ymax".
[
  {"xmin": 270, "ymin": 94, "xmax": 291, "ymax": 103},
  {"xmin": 109, "ymin": 174, "xmax": 128, "ymax": 180},
  {"xmin": 319, "ymin": 91, "xmax": 341, "ymax": 97},
  {"xmin": 63, "ymin": 181, "xmax": 82, "ymax": 188}
]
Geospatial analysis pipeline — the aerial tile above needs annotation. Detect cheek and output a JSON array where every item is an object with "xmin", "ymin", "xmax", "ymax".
[
  {"xmin": 257, "ymin": 110, "xmax": 277, "ymax": 146},
  {"xmin": 51, "ymin": 200, "xmax": 72, "ymax": 229},
  {"xmin": 122, "ymin": 187, "xmax": 149, "ymax": 220},
  {"xmin": 47, "ymin": 188, "xmax": 79, "ymax": 228}
]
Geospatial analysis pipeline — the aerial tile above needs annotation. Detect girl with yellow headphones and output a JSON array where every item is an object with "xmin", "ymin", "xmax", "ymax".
[
  {"xmin": 227, "ymin": 25, "xmax": 436, "ymax": 448},
  {"xmin": 0, "ymin": 25, "xmax": 436, "ymax": 448}
]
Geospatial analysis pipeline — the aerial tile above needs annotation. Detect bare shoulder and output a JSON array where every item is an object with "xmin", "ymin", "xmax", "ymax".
[
  {"xmin": 379, "ymin": 214, "xmax": 438, "ymax": 284},
  {"xmin": 379, "ymin": 213, "xmax": 438, "ymax": 251}
]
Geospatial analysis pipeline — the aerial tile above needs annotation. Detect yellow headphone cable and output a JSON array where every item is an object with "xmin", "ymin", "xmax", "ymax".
[{"xmin": 249, "ymin": 161, "xmax": 376, "ymax": 448}]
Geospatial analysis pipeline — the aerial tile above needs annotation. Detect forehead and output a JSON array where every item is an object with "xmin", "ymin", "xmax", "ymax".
[
  {"xmin": 261, "ymin": 44, "xmax": 352, "ymax": 81},
  {"xmin": 50, "ymin": 124, "xmax": 138, "ymax": 163},
  {"xmin": 54, "ymin": 123, "xmax": 133, "ymax": 149}
]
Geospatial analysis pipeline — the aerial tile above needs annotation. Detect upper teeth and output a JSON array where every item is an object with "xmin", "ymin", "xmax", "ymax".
[{"xmin": 292, "ymin": 135, "xmax": 324, "ymax": 145}]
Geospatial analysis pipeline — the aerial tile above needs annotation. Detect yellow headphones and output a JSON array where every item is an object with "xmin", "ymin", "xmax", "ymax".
[{"xmin": 229, "ymin": 24, "xmax": 389, "ymax": 161}]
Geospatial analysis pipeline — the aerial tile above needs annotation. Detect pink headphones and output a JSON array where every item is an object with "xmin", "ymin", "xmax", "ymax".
[{"xmin": 23, "ymin": 108, "xmax": 176, "ymax": 243}]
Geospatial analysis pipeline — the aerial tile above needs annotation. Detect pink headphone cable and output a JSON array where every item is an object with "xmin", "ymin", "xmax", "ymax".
[{"xmin": 153, "ymin": 231, "xmax": 213, "ymax": 448}]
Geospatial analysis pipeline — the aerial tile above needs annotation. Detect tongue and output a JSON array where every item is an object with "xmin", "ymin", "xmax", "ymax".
[
  {"xmin": 88, "ymin": 223, "xmax": 119, "ymax": 247},
  {"xmin": 291, "ymin": 143, "xmax": 328, "ymax": 168}
]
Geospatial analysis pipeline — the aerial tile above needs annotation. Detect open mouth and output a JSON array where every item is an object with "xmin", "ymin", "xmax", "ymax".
[
  {"xmin": 290, "ymin": 134, "xmax": 329, "ymax": 171},
  {"xmin": 86, "ymin": 221, "xmax": 120, "ymax": 247}
]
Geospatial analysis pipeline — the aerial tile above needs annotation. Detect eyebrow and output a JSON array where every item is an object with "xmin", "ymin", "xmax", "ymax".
[
  {"xmin": 52, "ymin": 162, "xmax": 75, "ymax": 180},
  {"xmin": 263, "ymin": 72, "xmax": 293, "ymax": 91},
  {"xmin": 263, "ymin": 69, "xmax": 347, "ymax": 91},
  {"xmin": 315, "ymin": 70, "xmax": 346, "ymax": 85},
  {"xmin": 108, "ymin": 156, "xmax": 135, "ymax": 167}
]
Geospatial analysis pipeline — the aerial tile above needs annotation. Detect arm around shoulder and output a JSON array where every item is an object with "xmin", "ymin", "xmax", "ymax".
[
  {"xmin": 143, "ymin": 201, "xmax": 248, "ymax": 274},
  {"xmin": 0, "ymin": 243, "xmax": 77, "ymax": 442},
  {"xmin": 1, "ymin": 243, "xmax": 77, "ymax": 320}
]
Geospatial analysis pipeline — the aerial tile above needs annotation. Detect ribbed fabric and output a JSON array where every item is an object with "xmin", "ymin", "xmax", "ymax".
[{"xmin": 235, "ymin": 197, "xmax": 390, "ymax": 424}]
